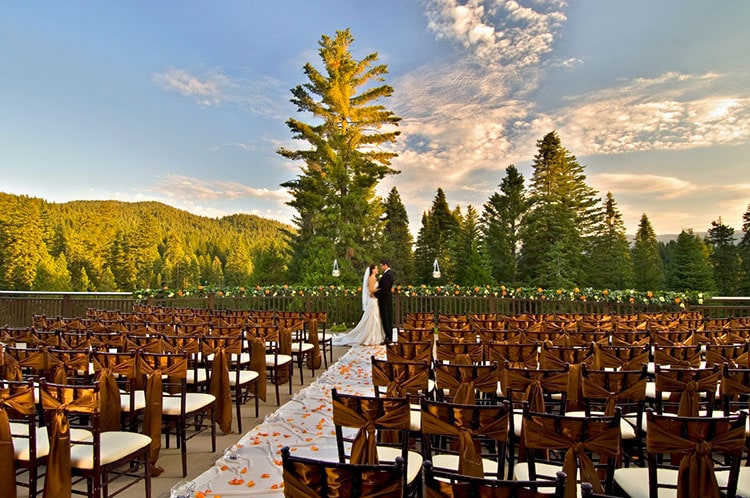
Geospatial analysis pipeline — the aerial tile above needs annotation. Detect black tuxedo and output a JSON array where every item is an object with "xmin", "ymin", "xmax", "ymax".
[{"xmin": 374, "ymin": 268, "xmax": 394, "ymax": 343}]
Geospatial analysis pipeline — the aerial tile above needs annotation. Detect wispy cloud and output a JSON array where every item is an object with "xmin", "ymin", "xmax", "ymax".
[
  {"xmin": 147, "ymin": 173, "xmax": 290, "ymax": 203},
  {"xmin": 591, "ymin": 173, "xmax": 699, "ymax": 200},
  {"xmin": 153, "ymin": 67, "xmax": 288, "ymax": 118}
]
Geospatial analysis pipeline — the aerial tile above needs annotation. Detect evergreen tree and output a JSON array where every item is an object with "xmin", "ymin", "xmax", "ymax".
[
  {"xmin": 249, "ymin": 242, "xmax": 289, "ymax": 286},
  {"xmin": 739, "ymin": 204, "xmax": 750, "ymax": 294},
  {"xmin": 707, "ymin": 218, "xmax": 742, "ymax": 295},
  {"xmin": 586, "ymin": 192, "xmax": 634, "ymax": 289},
  {"xmin": 519, "ymin": 132, "xmax": 602, "ymax": 286},
  {"xmin": 98, "ymin": 266, "xmax": 118, "ymax": 292},
  {"xmin": 206, "ymin": 255, "xmax": 225, "ymax": 287},
  {"xmin": 381, "ymin": 187, "xmax": 414, "ymax": 283},
  {"xmin": 224, "ymin": 242, "xmax": 253, "ymax": 287},
  {"xmin": 631, "ymin": 213, "xmax": 665, "ymax": 290},
  {"xmin": 278, "ymin": 28, "xmax": 401, "ymax": 285},
  {"xmin": 454, "ymin": 205, "xmax": 493, "ymax": 285},
  {"xmin": 481, "ymin": 164, "xmax": 527, "ymax": 285},
  {"xmin": 0, "ymin": 194, "xmax": 47, "ymax": 290},
  {"xmin": 414, "ymin": 189, "xmax": 460, "ymax": 283},
  {"xmin": 32, "ymin": 252, "xmax": 72, "ymax": 291},
  {"xmin": 665, "ymin": 229, "xmax": 715, "ymax": 291}
]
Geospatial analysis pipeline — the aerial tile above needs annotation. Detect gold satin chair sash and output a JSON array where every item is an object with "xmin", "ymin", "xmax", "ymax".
[
  {"xmin": 580, "ymin": 375, "xmax": 647, "ymax": 416},
  {"xmin": 486, "ymin": 343, "xmax": 539, "ymax": 370},
  {"xmin": 646, "ymin": 413, "xmax": 746, "ymax": 498},
  {"xmin": 523, "ymin": 416, "xmax": 620, "ymax": 498},
  {"xmin": 436, "ymin": 342, "xmax": 482, "ymax": 364},
  {"xmin": 39, "ymin": 386, "xmax": 99, "ymax": 498},
  {"xmin": 202, "ymin": 342, "xmax": 234, "ymax": 435},
  {"xmin": 248, "ymin": 337, "xmax": 267, "ymax": 402},
  {"xmin": 653, "ymin": 347, "xmax": 701, "ymax": 368},
  {"xmin": 421, "ymin": 403, "xmax": 509, "ymax": 478},
  {"xmin": 386, "ymin": 341, "xmax": 433, "ymax": 363},
  {"xmin": 502, "ymin": 369, "xmax": 569, "ymax": 414},
  {"xmin": 371, "ymin": 360, "xmax": 429, "ymax": 398},
  {"xmin": 139, "ymin": 353, "xmax": 188, "ymax": 475},
  {"xmin": 434, "ymin": 364, "xmax": 498, "ymax": 405},
  {"xmin": 332, "ymin": 397, "xmax": 410, "ymax": 465},
  {"xmin": 655, "ymin": 370, "xmax": 720, "ymax": 417},
  {"xmin": 0, "ymin": 386, "xmax": 35, "ymax": 498},
  {"xmin": 593, "ymin": 344, "xmax": 650, "ymax": 370},
  {"xmin": 540, "ymin": 344, "xmax": 592, "ymax": 407},
  {"xmin": 96, "ymin": 368, "xmax": 122, "ymax": 432},
  {"xmin": 304, "ymin": 319, "xmax": 322, "ymax": 369}
]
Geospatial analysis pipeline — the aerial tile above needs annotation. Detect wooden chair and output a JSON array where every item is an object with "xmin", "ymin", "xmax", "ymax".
[
  {"xmin": 435, "ymin": 341, "xmax": 483, "ymax": 365},
  {"xmin": 653, "ymin": 364, "xmax": 719, "ymax": 416},
  {"xmin": 613, "ymin": 410, "xmax": 745, "ymax": 498},
  {"xmin": 276, "ymin": 313, "xmax": 316, "ymax": 384},
  {"xmin": 433, "ymin": 360, "xmax": 499, "ymax": 405},
  {"xmin": 3, "ymin": 378, "xmax": 45, "ymax": 497},
  {"xmin": 248, "ymin": 324, "xmax": 293, "ymax": 406},
  {"xmin": 484, "ymin": 342, "xmax": 540, "ymax": 371},
  {"xmin": 501, "ymin": 364, "xmax": 570, "ymax": 470},
  {"xmin": 90, "ymin": 350, "xmax": 143, "ymax": 432},
  {"xmin": 303, "ymin": 311, "xmax": 331, "ymax": 367},
  {"xmin": 515, "ymin": 403, "xmax": 621, "ymax": 498},
  {"xmin": 281, "ymin": 446, "xmax": 404, "ymax": 498},
  {"xmin": 422, "ymin": 460, "xmax": 566, "ymax": 498},
  {"xmin": 39, "ymin": 379, "xmax": 151, "ymax": 498},
  {"xmin": 372, "ymin": 357, "xmax": 432, "ymax": 436},
  {"xmin": 331, "ymin": 388, "xmax": 422, "ymax": 495},
  {"xmin": 421, "ymin": 398, "xmax": 510, "ymax": 481},
  {"xmin": 386, "ymin": 340, "xmax": 433, "ymax": 363},
  {"xmin": 139, "ymin": 350, "xmax": 216, "ymax": 477},
  {"xmin": 398, "ymin": 327, "xmax": 435, "ymax": 342}
]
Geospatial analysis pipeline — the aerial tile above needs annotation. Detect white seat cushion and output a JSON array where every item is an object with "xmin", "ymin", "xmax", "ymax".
[
  {"xmin": 515, "ymin": 462, "xmax": 580, "ymax": 497},
  {"xmin": 716, "ymin": 467, "xmax": 749, "ymax": 497},
  {"xmin": 186, "ymin": 369, "xmax": 208, "ymax": 385},
  {"xmin": 70, "ymin": 431, "xmax": 151, "ymax": 469},
  {"xmin": 230, "ymin": 370, "xmax": 259, "ymax": 387},
  {"xmin": 11, "ymin": 424, "xmax": 92, "ymax": 461},
  {"xmin": 566, "ymin": 410, "xmax": 637, "ymax": 439},
  {"xmin": 377, "ymin": 446, "xmax": 423, "ymax": 486},
  {"xmin": 266, "ymin": 354, "xmax": 293, "ymax": 366},
  {"xmin": 162, "ymin": 392, "xmax": 215, "ymax": 415},
  {"xmin": 431, "ymin": 454, "xmax": 500, "ymax": 479},
  {"xmin": 291, "ymin": 343, "xmax": 314, "ymax": 353},
  {"xmin": 409, "ymin": 409, "xmax": 420, "ymax": 432},
  {"xmin": 614, "ymin": 466, "xmax": 677, "ymax": 498}
]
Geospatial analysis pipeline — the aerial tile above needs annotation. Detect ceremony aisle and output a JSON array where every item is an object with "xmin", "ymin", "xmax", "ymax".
[{"xmin": 189, "ymin": 344, "xmax": 386, "ymax": 497}]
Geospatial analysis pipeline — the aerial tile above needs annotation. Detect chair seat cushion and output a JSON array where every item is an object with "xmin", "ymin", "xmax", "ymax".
[
  {"xmin": 266, "ymin": 354, "xmax": 293, "ymax": 366},
  {"xmin": 431, "ymin": 454, "xmax": 500, "ymax": 479},
  {"xmin": 515, "ymin": 462, "xmax": 580, "ymax": 497},
  {"xmin": 716, "ymin": 467, "xmax": 749, "ymax": 497},
  {"xmin": 377, "ymin": 446, "xmax": 422, "ymax": 486},
  {"xmin": 186, "ymin": 369, "xmax": 208, "ymax": 385},
  {"xmin": 11, "ymin": 424, "xmax": 92, "ymax": 461},
  {"xmin": 70, "ymin": 431, "xmax": 151, "ymax": 469},
  {"xmin": 614, "ymin": 466, "xmax": 676, "ymax": 498},
  {"xmin": 291, "ymin": 343, "xmax": 314, "ymax": 353},
  {"xmin": 230, "ymin": 370, "xmax": 259, "ymax": 386},
  {"xmin": 162, "ymin": 392, "xmax": 216, "ymax": 415}
]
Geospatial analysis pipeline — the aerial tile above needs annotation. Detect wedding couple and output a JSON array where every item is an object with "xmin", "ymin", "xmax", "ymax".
[{"xmin": 332, "ymin": 259, "xmax": 393, "ymax": 346}]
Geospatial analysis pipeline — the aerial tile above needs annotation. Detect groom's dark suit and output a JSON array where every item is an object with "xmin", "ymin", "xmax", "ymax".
[{"xmin": 374, "ymin": 268, "xmax": 394, "ymax": 344}]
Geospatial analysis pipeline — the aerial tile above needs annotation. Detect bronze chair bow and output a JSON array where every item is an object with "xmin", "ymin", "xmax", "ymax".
[{"xmin": 0, "ymin": 384, "xmax": 35, "ymax": 498}]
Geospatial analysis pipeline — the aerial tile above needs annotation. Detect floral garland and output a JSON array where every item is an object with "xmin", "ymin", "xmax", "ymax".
[{"xmin": 133, "ymin": 284, "xmax": 705, "ymax": 308}]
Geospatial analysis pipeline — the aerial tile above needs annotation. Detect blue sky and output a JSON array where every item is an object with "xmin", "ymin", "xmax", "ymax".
[{"xmin": 2, "ymin": 1, "xmax": 749, "ymax": 236}]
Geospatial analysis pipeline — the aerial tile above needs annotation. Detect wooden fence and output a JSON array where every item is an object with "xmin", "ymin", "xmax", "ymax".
[{"xmin": 3, "ymin": 291, "xmax": 750, "ymax": 328}]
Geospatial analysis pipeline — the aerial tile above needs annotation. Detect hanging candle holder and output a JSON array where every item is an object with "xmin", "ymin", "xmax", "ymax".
[
  {"xmin": 432, "ymin": 259, "xmax": 441, "ymax": 279},
  {"xmin": 332, "ymin": 259, "xmax": 341, "ymax": 278}
]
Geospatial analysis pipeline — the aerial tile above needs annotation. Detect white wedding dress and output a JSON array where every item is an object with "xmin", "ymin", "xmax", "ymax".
[{"xmin": 333, "ymin": 271, "xmax": 384, "ymax": 346}]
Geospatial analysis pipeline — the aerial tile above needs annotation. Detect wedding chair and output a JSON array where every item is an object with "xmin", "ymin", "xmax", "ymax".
[
  {"xmin": 484, "ymin": 342, "xmax": 540, "ymax": 373},
  {"xmin": 3, "ymin": 378, "xmax": 45, "ymax": 497},
  {"xmin": 435, "ymin": 340, "xmax": 483, "ymax": 365},
  {"xmin": 515, "ymin": 403, "xmax": 621, "ymax": 498},
  {"xmin": 302, "ymin": 311, "xmax": 328, "ymax": 367},
  {"xmin": 705, "ymin": 342, "xmax": 749, "ymax": 368},
  {"xmin": 139, "ymin": 350, "xmax": 216, "ymax": 477},
  {"xmin": 613, "ymin": 410, "xmax": 745, "ymax": 498},
  {"xmin": 331, "ymin": 388, "xmax": 422, "ymax": 495},
  {"xmin": 90, "ymin": 349, "xmax": 143, "ymax": 432},
  {"xmin": 478, "ymin": 327, "xmax": 526, "ymax": 343},
  {"xmin": 653, "ymin": 364, "xmax": 719, "ymax": 416},
  {"xmin": 386, "ymin": 340, "xmax": 433, "ymax": 363},
  {"xmin": 420, "ymin": 398, "xmax": 510, "ymax": 480},
  {"xmin": 501, "ymin": 364, "xmax": 570, "ymax": 470},
  {"xmin": 592, "ymin": 343, "xmax": 650, "ymax": 370},
  {"xmin": 39, "ymin": 379, "xmax": 151, "ymax": 498},
  {"xmin": 437, "ymin": 313, "xmax": 469, "ymax": 331},
  {"xmin": 372, "ymin": 357, "xmax": 431, "ymax": 436},
  {"xmin": 433, "ymin": 360, "xmax": 499, "ymax": 405},
  {"xmin": 437, "ymin": 327, "xmax": 477, "ymax": 343},
  {"xmin": 398, "ymin": 327, "xmax": 435, "ymax": 342},
  {"xmin": 276, "ymin": 313, "xmax": 316, "ymax": 384},
  {"xmin": 422, "ymin": 460, "xmax": 567, "ymax": 498},
  {"xmin": 248, "ymin": 323, "xmax": 293, "ymax": 406},
  {"xmin": 161, "ymin": 332, "xmax": 207, "ymax": 393},
  {"xmin": 540, "ymin": 341, "xmax": 593, "ymax": 411},
  {"xmin": 581, "ymin": 482, "xmax": 621, "ymax": 498},
  {"xmin": 281, "ymin": 446, "xmax": 405, "ymax": 498}
]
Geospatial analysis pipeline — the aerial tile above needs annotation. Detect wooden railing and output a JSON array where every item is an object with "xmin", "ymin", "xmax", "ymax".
[{"xmin": 1, "ymin": 291, "xmax": 749, "ymax": 328}]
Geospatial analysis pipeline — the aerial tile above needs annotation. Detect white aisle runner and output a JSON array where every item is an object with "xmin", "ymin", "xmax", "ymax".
[{"xmin": 191, "ymin": 344, "xmax": 385, "ymax": 497}]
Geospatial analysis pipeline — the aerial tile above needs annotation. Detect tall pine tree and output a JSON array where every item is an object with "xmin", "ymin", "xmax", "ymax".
[
  {"xmin": 481, "ymin": 165, "xmax": 527, "ymax": 285},
  {"xmin": 519, "ymin": 132, "xmax": 602, "ymax": 286},
  {"xmin": 414, "ymin": 189, "xmax": 459, "ymax": 283},
  {"xmin": 454, "ymin": 205, "xmax": 493, "ymax": 285},
  {"xmin": 586, "ymin": 192, "xmax": 634, "ymax": 289},
  {"xmin": 381, "ymin": 187, "xmax": 414, "ymax": 283},
  {"xmin": 707, "ymin": 218, "xmax": 742, "ymax": 295},
  {"xmin": 278, "ymin": 29, "xmax": 401, "ymax": 285},
  {"xmin": 664, "ymin": 229, "xmax": 715, "ymax": 291},
  {"xmin": 631, "ymin": 213, "xmax": 664, "ymax": 290}
]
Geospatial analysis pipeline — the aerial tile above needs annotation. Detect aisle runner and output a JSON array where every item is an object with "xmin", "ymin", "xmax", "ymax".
[{"xmin": 192, "ymin": 345, "xmax": 385, "ymax": 497}]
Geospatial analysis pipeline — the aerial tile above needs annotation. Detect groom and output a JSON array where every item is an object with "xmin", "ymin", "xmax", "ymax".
[{"xmin": 374, "ymin": 259, "xmax": 394, "ymax": 344}]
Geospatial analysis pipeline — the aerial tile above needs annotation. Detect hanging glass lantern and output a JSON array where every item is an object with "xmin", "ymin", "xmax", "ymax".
[
  {"xmin": 432, "ymin": 259, "xmax": 441, "ymax": 279},
  {"xmin": 332, "ymin": 259, "xmax": 340, "ymax": 278}
]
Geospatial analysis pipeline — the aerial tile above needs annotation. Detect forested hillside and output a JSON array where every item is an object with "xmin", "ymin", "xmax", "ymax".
[{"xmin": 0, "ymin": 193, "xmax": 291, "ymax": 291}]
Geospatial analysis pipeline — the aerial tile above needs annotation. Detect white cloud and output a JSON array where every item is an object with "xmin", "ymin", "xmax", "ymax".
[
  {"xmin": 591, "ymin": 173, "xmax": 699, "ymax": 200},
  {"xmin": 147, "ymin": 174, "xmax": 290, "ymax": 203},
  {"xmin": 153, "ymin": 67, "xmax": 288, "ymax": 118}
]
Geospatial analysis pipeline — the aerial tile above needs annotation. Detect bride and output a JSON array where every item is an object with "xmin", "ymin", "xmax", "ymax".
[{"xmin": 332, "ymin": 264, "xmax": 384, "ymax": 346}]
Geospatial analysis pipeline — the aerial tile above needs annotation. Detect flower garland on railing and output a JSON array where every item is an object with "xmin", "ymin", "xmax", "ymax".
[{"xmin": 132, "ymin": 284, "xmax": 706, "ymax": 308}]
